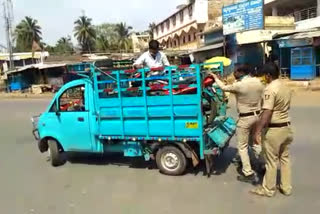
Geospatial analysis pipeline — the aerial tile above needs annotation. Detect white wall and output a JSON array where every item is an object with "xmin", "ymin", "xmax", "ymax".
[
  {"xmin": 194, "ymin": 0, "xmax": 209, "ymax": 23},
  {"xmin": 265, "ymin": 0, "xmax": 277, "ymax": 4},
  {"xmin": 296, "ymin": 16, "xmax": 320, "ymax": 30}
]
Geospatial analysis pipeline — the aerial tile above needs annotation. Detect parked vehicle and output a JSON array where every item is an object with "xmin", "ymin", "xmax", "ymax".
[{"xmin": 31, "ymin": 61, "xmax": 236, "ymax": 176}]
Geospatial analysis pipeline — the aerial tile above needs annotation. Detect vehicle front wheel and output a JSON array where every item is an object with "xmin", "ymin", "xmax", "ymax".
[
  {"xmin": 156, "ymin": 146, "xmax": 187, "ymax": 176},
  {"xmin": 48, "ymin": 139, "xmax": 65, "ymax": 167}
]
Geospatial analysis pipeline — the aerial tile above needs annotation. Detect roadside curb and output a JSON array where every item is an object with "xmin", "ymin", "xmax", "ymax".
[{"xmin": 0, "ymin": 93, "xmax": 54, "ymax": 99}]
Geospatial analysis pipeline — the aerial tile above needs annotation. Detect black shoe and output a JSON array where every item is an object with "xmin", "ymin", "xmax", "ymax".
[{"xmin": 237, "ymin": 174, "xmax": 258, "ymax": 185}]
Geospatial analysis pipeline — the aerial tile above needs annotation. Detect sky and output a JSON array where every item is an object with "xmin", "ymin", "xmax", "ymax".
[{"xmin": 0, "ymin": 0, "xmax": 186, "ymax": 46}]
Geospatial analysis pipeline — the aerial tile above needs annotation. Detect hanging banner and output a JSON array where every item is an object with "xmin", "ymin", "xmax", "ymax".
[{"xmin": 222, "ymin": 0, "xmax": 264, "ymax": 35}]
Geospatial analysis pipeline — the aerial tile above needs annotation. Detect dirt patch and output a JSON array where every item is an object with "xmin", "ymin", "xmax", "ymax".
[{"xmin": 291, "ymin": 91, "xmax": 320, "ymax": 107}]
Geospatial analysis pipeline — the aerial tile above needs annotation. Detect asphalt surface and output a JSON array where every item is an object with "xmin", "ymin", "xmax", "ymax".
[{"xmin": 0, "ymin": 94, "xmax": 320, "ymax": 214}]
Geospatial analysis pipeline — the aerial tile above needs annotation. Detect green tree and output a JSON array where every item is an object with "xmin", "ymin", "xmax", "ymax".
[
  {"xmin": 14, "ymin": 16, "xmax": 42, "ymax": 52},
  {"xmin": 95, "ymin": 23, "xmax": 119, "ymax": 51},
  {"xmin": 54, "ymin": 36, "xmax": 74, "ymax": 54},
  {"xmin": 43, "ymin": 44, "xmax": 55, "ymax": 53},
  {"xmin": 115, "ymin": 22, "xmax": 132, "ymax": 52},
  {"xmin": 96, "ymin": 35, "xmax": 109, "ymax": 52},
  {"xmin": 73, "ymin": 16, "xmax": 96, "ymax": 53}
]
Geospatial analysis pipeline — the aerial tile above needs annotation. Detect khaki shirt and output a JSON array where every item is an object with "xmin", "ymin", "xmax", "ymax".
[
  {"xmin": 215, "ymin": 76, "xmax": 264, "ymax": 114},
  {"xmin": 262, "ymin": 79, "xmax": 291, "ymax": 123}
]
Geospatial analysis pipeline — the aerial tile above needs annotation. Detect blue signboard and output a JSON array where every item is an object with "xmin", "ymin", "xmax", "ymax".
[
  {"xmin": 278, "ymin": 39, "xmax": 313, "ymax": 48},
  {"xmin": 222, "ymin": 0, "xmax": 264, "ymax": 35}
]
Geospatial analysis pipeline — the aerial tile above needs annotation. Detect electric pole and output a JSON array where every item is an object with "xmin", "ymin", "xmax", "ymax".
[{"xmin": 3, "ymin": 0, "xmax": 14, "ymax": 70}]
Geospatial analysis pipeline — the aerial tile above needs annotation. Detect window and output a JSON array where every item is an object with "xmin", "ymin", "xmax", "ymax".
[
  {"xmin": 188, "ymin": 5, "xmax": 193, "ymax": 17},
  {"xmin": 179, "ymin": 11, "xmax": 184, "ymax": 23},
  {"xmin": 161, "ymin": 24, "xmax": 164, "ymax": 33},
  {"xmin": 172, "ymin": 16, "xmax": 176, "ymax": 26},
  {"xmin": 292, "ymin": 57, "xmax": 301, "ymax": 65},
  {"xmin": 49, "ymin": 102, "xmax": 57, "ymax": 112},
  {"xmin": 59, "ymin": 85, "xmax": 86, "ymax": 112},
  {"xmin": 183, "ymin": 36, "xmax": 186, "ymax": 44},
  {"xmin": 188, "ymin": 34, "xmax": 191, "ymax": 42},
  {"xmin": 291, "ymin": 47, "xmax": 313, "ymax": 65},
  {"xmin": 166, "ymin": 20, "xmax": 170, "ymax": 30}
]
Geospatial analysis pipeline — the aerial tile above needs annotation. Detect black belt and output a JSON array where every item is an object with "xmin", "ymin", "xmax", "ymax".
[
  {"xmin": 239, "ymin": 111, "xmax": 260, "ymax": 117},
  {"xmin": 269, "ymin": 122, "xmax": 291, "ymax": 128}
]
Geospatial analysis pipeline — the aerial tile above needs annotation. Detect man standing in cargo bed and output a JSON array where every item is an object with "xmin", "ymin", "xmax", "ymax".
[
  {"xmin": 133, "ymin": 40, "xmax": 170, "ymax": 69},
  {"xmin": 211, "ymin": 64, "xmax": 264, "ymax": 183}
]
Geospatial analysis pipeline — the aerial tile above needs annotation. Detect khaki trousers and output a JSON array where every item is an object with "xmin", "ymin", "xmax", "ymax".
[
  {"xmin": 262, "ymin": 126, "xmax": 293, "ymax": 196},
  {"xmin": 236, "ymin": 115, "xmax": 262, "ymax": 176}
]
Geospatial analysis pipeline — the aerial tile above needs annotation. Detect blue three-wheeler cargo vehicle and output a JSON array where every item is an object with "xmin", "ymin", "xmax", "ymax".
[{"xmin": 31, "ymin": 61, "xmax": 236, "ymax": 176}]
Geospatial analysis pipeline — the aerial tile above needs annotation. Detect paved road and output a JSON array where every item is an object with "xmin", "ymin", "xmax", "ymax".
[{"xmin": 0, "ymin": 95, "xmax": 319, "ymax": 214}]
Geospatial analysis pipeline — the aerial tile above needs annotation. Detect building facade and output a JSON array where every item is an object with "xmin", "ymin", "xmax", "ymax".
[
  {"xmin": 130, "ymin": 33, "xmax": 151, "ymax": 53},
  {"xmin": 264, "ymin": 0, "xmax": 320, "ymax": 79},
  {"xmin": 264, "ymin": 0, "xmax": 320, "ymax": 29},
  {"xmin": 153, "ymin": 0, "xmax": 209, "ymax": 51}
]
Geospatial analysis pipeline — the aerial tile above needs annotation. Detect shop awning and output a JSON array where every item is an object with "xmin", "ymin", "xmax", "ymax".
[
  {"xmin": 6, "ymin": 63, "xmax": 66, "ymax": 75},
  {"xmin": 192, "ymin": 43, "xmax": 224, "ymax": 53},
  {"xmin": 276, "ymin": 30, "xmax": 320, "ymax": 40},
  {"xmin": 235, "ymin": 30, "xmax": 299, "ymax": 45}
]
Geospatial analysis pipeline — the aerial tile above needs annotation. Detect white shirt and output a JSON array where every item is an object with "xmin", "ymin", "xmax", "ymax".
[{"xmin": 133, "ymin": 51, "xmax": 170, "ymax": 68}]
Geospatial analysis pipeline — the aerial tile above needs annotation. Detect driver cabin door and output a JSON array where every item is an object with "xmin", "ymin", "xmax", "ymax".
[{"xmin": 57, "ymin": 84, "xmax": 92, "ymax": 152}]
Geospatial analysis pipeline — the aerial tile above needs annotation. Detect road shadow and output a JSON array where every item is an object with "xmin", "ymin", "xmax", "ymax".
[
  {"xmin": 67, "ymin": 152, "xmax": 157, "ymax": 171},
  {"xmin": 188, "ymin": 146, "xmax": 238, "ymax": 177},
  {"xmin": 66, "ymin": 147, "xmax": 238, "ymax": 177}
]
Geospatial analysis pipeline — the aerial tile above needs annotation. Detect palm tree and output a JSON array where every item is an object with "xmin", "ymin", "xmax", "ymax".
[
  {"xmin": 15, "ymin": 16, "xmax": 42, "ymax": 52},
  {"xmin": 148, "ymin": 22, "xmax": 156, "ymax": 39},
  {"xmin": 74, "ymin": 16, "xmax": 96, "ymax": 53},
  {"xmin": 115, "ymin": 22, "xmax": 132, "ymax": 52},
  {"xmin": 55, "ymin": 36, "xmax": 74, "ymax": 54},
  {"xmin": 96, "ymin": 35, "xmax": 109, "ymax": 52}
]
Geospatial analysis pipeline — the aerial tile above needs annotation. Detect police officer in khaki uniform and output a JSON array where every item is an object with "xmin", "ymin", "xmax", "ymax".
[
  {"xmin": 251, "ymin": 63, "xmax": 293, "ymax": 197},
  {"xmin": 211, "ymin": 64, "xmax": 264, "ymax": 183}
]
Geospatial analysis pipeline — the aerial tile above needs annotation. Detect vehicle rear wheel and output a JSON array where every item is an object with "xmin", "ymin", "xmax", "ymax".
[
  {"xmin": 156, "ymin": 146, "xmax": 187, "ymax": 176},
  {"xmin": 48, "ymin": 139, "xmax": 64, "ymax": 167}
]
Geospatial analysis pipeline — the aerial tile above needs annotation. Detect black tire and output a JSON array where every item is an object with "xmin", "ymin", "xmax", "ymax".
[
  {"xmin": 156, "ymin": 146, "xmax": 187, "ymax": 176},
  {"xmin": 48, "ymin": 139, "xmax": 64, "ymax": 167}
]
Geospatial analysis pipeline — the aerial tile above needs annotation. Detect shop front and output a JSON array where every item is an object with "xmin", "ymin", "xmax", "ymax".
[{"xmin": 277, "ymin": 31, "xmax": 320, "ymax": 80}]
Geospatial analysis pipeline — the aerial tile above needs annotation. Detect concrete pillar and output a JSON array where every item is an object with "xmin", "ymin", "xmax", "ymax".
[
  {"xmin": 317, "ymin": 0, "xmax": 320, "ymax": 16},
  {"xmin": 272, "ymin": 6, "xmax": 278, "ymax": 16}
]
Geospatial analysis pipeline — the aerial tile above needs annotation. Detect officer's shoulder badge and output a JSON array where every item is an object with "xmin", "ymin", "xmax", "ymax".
[{"xmin": 265, "ymin": 94, "xmax": 270, "ymax": 100}]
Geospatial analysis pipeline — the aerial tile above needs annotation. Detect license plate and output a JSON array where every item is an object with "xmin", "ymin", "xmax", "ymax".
[{"xmin": 185, "ymin": 122, "xmax": 198, "ymax": 129}]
